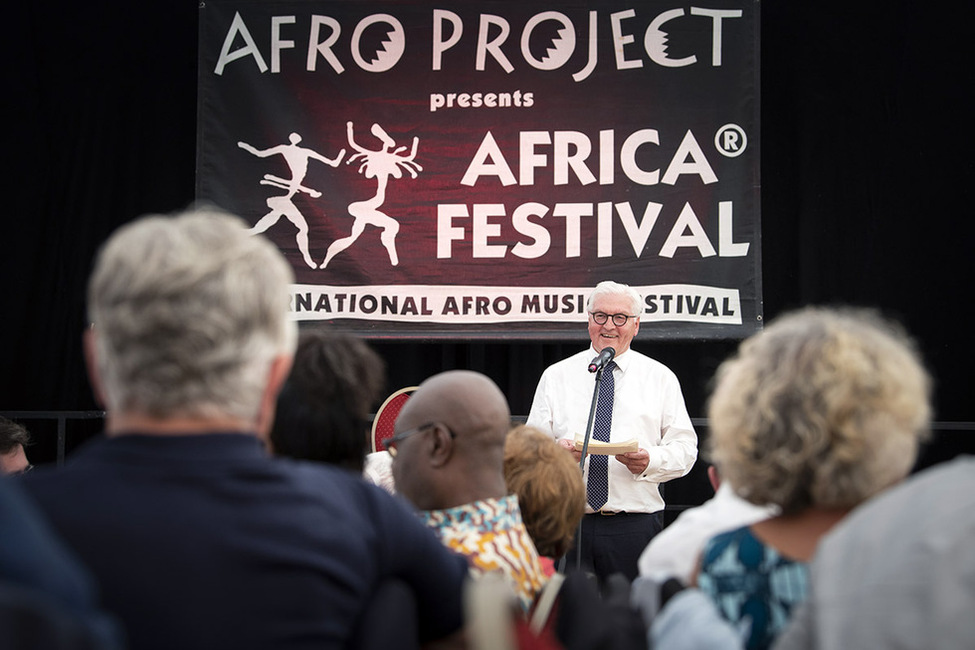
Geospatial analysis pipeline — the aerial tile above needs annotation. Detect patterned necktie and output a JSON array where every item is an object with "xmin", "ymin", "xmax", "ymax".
[{"xmin": 587, "ymin": 361, "xmax": 616, "ymax": 510}]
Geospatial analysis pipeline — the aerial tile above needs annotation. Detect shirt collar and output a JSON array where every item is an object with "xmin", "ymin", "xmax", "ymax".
[
  {"xmin": 92, "ymin": 431, "xmax": 267, "ymax": 464},
  {"xmin": 587, "ymin": 346, "xmax": 631, "ymax": 373}
]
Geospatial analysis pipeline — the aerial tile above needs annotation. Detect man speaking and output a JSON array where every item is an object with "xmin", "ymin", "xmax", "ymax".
[{"xmin": 526, "ymin": 281, "xmax": 698, "ymax": 582}]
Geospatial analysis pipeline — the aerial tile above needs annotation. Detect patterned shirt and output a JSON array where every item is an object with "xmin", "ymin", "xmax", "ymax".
[
  {"xmin": 421, "ymin": 495, "xmax": 548, "ymax": 612},
  {"xmin": 697, "ymin": 525, "xmax": 809, "ymax": 650}
]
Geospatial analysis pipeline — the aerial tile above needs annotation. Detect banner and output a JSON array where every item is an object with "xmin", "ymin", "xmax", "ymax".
[{"xmin": 197, "ymin": 1, "xmax": 761, "ymax": 340}]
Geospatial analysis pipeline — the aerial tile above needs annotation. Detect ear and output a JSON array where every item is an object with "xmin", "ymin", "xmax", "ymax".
[
  {"xmin": 428, "ymin": 423, "xmax": 455, "ymax": 469},
  {"xmin": 83, "ymin": 327, "xmax": 108, "ymax": 408},
  {"xmin": 707, "ymin": 464, "xmax": 721, "ymax": 492},
  {"xmin": 255, "ymin": 353, "xmax": 293, "ymax": 440}
]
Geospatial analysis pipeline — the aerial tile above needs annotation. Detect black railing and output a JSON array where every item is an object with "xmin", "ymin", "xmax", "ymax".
[
  {"xmin": 3, "ymin": 411, "xmax": 972, "ymax": 521},
  {"xmin": 2, "ymin": 410, "xmax": 107, "ymax": 466}
]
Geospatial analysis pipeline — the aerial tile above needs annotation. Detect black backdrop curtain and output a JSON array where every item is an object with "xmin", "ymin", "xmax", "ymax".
[{"xmin": 4, "ymin": 3, "xmax": 973, "ymax": 505}]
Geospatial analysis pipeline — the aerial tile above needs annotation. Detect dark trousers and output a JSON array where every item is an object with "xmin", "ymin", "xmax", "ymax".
[{"xmin": 569, "ymin": 512, "xmax": 662, "ymax": 583}]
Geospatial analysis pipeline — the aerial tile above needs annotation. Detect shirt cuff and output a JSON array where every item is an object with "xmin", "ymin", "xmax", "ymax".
[{"xmin": 636, "ymin": 449, "xmax": 658, "ymax": 480}]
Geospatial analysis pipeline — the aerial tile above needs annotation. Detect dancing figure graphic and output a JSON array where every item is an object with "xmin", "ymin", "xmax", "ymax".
[
  {"xmin": 238, "ymin": 133, "xmax": 345, "ymax": 269},
  {"xmin": 320, "ymin": 122, "xmax": 422, "ymax": 269}
]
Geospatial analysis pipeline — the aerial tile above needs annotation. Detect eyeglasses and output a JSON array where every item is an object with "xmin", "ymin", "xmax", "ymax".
[
  {"xmin": 12, "ymin": 464, "xmax": 33, "ymax": 476},
  {"xmin": 384, "ymin": 422, "xmax": 436, "ymax": 458},
  {"xmin": 383, "ymin": 422, "xmax": 457, "ymax": 458},
  {"xmin": 590, "ymin": 311, "xmax": 638, "ymax": 327}
]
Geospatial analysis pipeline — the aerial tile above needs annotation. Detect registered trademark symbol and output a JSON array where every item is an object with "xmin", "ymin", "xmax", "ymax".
[{"xmin": 715, "ymin": 124, "xmax": 748, "ymax": 157}]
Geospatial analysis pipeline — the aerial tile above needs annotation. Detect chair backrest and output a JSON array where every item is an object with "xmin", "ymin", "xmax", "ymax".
[{"xmin": 371, "ymin": 386, "xmax": 418, "ymax": 453}]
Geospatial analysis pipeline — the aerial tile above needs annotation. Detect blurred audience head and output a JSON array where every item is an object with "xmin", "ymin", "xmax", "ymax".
[
  {"xmin": 707, "ymin": 306, "xmax": 932, "ymax": 515},
  {"xmin": 0, "ymin": 416, "xmax": 32, "ymax": 475},
  {"xmin": 391, "ymin": 370, "xmax": 510, "ymax": 511},
  {"xmin": 270, "ymin": 329, "xmax": 385, "ymax": 472},
  {"xmin": 503, "ymin": 424, "xmax": 585, "ymax": 558},
  {"xmin": 85, "ymin": 208, "xmax": 296, "ymax": 430}
]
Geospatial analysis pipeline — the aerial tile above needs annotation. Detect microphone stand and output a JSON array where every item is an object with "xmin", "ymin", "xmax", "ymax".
[{"xmin": 558, "ymin": 363, "xmax": 607, "ymax": 574}]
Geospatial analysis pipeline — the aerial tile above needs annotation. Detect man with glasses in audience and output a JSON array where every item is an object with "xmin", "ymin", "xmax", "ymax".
[
  {"xmin": 527, "ymin": 280, "xmax": 698, "ymax": 582},
  {"xmin": 387, "ymin": 370, "xmax": 548, "ymax": 614}
]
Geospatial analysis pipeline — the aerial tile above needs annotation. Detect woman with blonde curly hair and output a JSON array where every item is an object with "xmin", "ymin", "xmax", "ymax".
[
  {"xmin": 504, "ymin": 425, "xmax": 586, "ymax": 569},
  {"xmin": 695, "ymin": 306, "xmax": 932, "ymax": 650}
]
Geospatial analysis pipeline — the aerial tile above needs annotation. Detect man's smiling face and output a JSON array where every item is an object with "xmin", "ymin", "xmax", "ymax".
[{"xmin": 588, "ymin": 294, "xmax": 640, "ymax": 354}]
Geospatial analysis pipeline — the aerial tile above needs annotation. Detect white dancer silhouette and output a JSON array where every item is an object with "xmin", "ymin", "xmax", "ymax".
[
  {"xmin": 320, "ymin": 122, "xmax": 422, "ymax": 269},
  {"xmin": 238, "ymin": 133, "xmax": 345, "ymax": 269}
]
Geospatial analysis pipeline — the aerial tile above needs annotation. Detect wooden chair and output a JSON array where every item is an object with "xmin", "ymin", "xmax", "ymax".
[{"xmin": 371, "ymin": 386, "xmax": 418, "ymax": 453}]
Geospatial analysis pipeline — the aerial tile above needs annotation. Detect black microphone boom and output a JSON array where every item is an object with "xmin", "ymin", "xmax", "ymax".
[{"xmin": 588, "ymin": 347, "xmax": 616, "ymax": 373}]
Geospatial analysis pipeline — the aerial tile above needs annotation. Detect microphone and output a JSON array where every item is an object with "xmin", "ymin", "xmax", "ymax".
[{"xmin": 588, "ymin": 347, "xmax": 616, "ymax": 373}]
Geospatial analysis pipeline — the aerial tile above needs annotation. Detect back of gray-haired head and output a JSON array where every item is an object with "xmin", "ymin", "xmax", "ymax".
[
  {"xmin": 87, "ymin": 209, "xmax": 297, "ymax": 421},
  {"xmin": 707, "ymin": 306, "xmax": 932, "ymax": 514},
  {"xmin": 586, "ymin": 280, "xmax": 643, "ymax": 316}
]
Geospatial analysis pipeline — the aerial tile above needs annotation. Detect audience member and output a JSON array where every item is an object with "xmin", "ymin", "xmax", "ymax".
[
  {"xmin": 1, "ymin": 416, "xmax": 32, "ymax": 475},
  {"xmin": 363, "ymin": 449, "xmax": 395, "ymax": 493},
  {"xmin": 637, "ymin": 462, "xmax": 777, "ymax": 585},
  {"xmin": 650, "ymin": 307, "xmax": 932, "ymax": 650},
  {"xmin": 527, "ymin": 280, "xmax": 698, "ymax": 582},
  {"xmin": 773, "ymin": 454, "xmax": 975, "ymax": 650},
  {"xmin": 1, "ymin": 478, "xmax": 123, "ymax": 649},
  {"xmin": 269, "ymin": 328, "xmax": 385, "ymax": 472},
  {"xmin": 390, "ymin": 370, "xmax": 548, "ymax": 613},
  {"xmin": 20, "ymin": 209, "xmax": 468, "ymax": 650},
  {"xmin": 492, "ymin": 426, "xmax": 647, "ymax": 649},
  {"xmin": 502, "ymin": 425, "xmax": 585, "ymax": 570}
]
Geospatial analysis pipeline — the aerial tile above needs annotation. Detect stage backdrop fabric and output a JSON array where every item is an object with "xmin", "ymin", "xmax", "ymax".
[{"xmin": 197, "ymin": 0, "xmax": 761, "ymax": 340}]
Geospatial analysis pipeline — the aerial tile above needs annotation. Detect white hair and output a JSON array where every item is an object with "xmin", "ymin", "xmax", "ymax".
[
  {"xmin": 586, "ymin": 281, "xmax": 643, "ymax": 316},
  {"xmin": 87, "ymin": 208, "xmax": 297, "ymax": 422}
]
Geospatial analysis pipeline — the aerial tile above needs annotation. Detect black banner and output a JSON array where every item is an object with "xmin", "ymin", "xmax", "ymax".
[{"xmin": 197, "ymin": 1, "xmax": 761, "ymax": 340}]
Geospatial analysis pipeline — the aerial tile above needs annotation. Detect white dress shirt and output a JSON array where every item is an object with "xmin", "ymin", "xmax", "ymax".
[
  {"xmin": 638, "ymin": 482, "xmax": 777, "ymax": 583},
  {"xmin": 526, "ymin": 347, "xmax": 698, "ymax": 514},
  {"xmin": 363, "ymin": 451, "xmax": 395, "ymax": 494}
]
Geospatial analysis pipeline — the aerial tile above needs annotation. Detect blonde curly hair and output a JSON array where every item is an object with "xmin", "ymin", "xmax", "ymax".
[
  {"xmin": 708, "ymin": 307, "xmax": 931, "ymax": 515},
  {"xmin": 504, "ymin": 425, "xmax": 585, "ymax": 558}
]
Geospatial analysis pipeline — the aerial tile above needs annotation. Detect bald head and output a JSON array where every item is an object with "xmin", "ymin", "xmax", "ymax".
[
  {"xmin": 400, "ymin": 370, "xmax": 510, "ymax": 446},
  {"xmin": 392, "ymin": 370, "xmax": 512, "ymax": 510}
]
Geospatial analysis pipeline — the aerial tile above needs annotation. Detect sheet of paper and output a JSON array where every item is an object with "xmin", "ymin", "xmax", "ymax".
[{"xmin": 573, "ymin": 438, "xmax": 639, "ymax": 455}]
